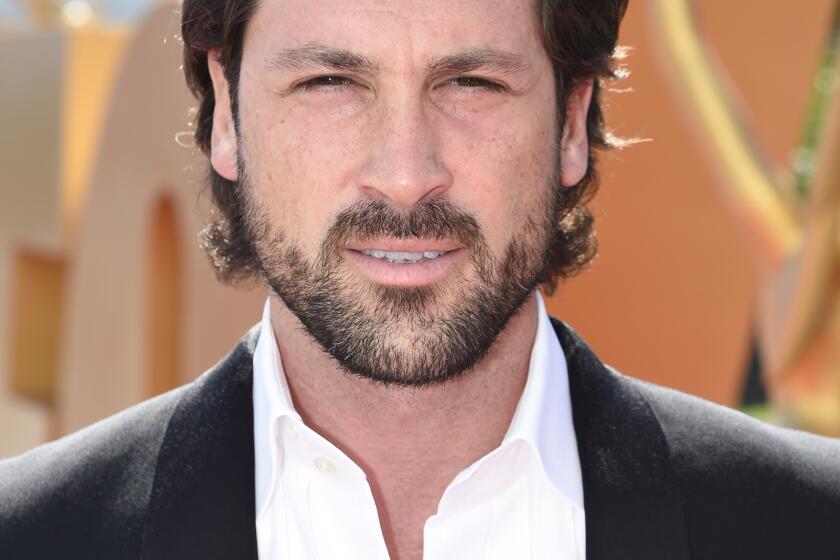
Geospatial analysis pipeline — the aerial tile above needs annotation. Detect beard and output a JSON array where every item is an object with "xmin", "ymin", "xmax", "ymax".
[{"xmin": 239, "ymin": 164, "xmax": 563, "ymax": 387}]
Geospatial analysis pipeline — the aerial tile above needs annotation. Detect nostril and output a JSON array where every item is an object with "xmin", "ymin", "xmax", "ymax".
[{"xmin": 417, "ymin": 184, "xmax": 450, "ymax": 204}]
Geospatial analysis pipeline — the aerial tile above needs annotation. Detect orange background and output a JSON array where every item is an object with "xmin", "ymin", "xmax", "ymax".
[{"xmin": 1, "ymin": 1, "xmax": 837, "ymax": 454}]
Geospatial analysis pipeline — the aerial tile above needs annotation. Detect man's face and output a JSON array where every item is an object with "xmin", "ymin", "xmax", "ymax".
[{"xmin": 209, "ymin": 0, "xmax": 591, "ymax": 384}]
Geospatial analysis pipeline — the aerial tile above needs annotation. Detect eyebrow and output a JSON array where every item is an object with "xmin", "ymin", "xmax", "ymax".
[
  {"xmin": 270, "ymin": 43, "xmax": 530, "ymax": 77},
  {"xmin": 270, "ymin": 42, "xmax": 380, "ymax": 74},
  {"xmin": 426, "ymin": 48, "xmax": 531, "ymax": 75}
]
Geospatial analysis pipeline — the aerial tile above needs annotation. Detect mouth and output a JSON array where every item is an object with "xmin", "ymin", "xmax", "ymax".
[
  {"xmin": 342, "ymin": 240, "xmax": 465, "ymax": 287},
  {"xmin": 356, "ymin": 249, "xmax": 450, "ymax": 264}
]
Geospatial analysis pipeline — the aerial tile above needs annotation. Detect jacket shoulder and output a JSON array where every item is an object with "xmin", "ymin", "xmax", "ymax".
[
  {"xmin": 0, "ymin": 386, "xmax": 186, "ymax": 558},
  {"xmin": 631, "ymin": 376, "xmax": 840, "ymax": 482},
  {"xmin": 629, "ymin": 375, "xmax": 840, "ymax": 557}
]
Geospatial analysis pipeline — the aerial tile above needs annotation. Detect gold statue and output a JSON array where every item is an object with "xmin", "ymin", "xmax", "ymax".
[{"xmin": 651, "ymin": 0, "xmax": 840, "ymax": 435}]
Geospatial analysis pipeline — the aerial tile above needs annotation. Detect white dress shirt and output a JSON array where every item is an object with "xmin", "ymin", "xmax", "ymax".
[{"xmin": 253, "ymin": 292, "xmax": 585, "ymax": 559}]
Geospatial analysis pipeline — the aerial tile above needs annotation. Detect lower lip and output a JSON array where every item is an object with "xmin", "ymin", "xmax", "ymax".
[{"xmin": 342, "ymin": 249, "xmax": 464, "ymax": 287}]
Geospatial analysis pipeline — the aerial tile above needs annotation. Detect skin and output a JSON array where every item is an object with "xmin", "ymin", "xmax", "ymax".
[{"xmin": 207, "ymin": 1, "xmax": 592, "ymax": 558}]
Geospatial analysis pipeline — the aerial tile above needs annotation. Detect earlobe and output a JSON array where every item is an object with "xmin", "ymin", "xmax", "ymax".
[
  {"xmin": 559, "ymin": 81, "xmax": 594, "ymax": 187},
  {"xmin": 207, "ymin": 50, "xmax": 239, "ymax": 182}
]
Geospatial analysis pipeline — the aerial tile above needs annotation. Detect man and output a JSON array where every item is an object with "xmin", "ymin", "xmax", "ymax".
[{"xmin": 2, "ymin": 0, "xmax": 839, "ymax": 559}]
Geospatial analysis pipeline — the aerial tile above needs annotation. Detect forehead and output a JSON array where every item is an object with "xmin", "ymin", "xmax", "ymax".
[{"xmin": 245, "ymin": 0, "xmax": 545, "ymax": 66}]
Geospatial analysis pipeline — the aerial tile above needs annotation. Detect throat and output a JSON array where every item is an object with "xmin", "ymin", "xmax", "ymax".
[{"xmin": 269, "ymin": 291, "xmax": 540, "ymax": 557}]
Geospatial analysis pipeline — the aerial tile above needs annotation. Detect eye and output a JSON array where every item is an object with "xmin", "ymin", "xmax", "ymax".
[
  {"xmin": 443, "ymin": 76, "xmax": 506, "ymax": 92},
  {"xmin": 298, "ymin": 75, "xmax": 355, "ymax": 92}
]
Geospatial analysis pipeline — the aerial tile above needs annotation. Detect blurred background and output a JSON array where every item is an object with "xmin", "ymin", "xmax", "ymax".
[{"xmin": 1, "ymin": 0, "xmax": 839, "ymax": 457}]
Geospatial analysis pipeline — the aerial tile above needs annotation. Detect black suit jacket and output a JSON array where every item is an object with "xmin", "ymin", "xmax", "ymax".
[{"xmin": 2, "ymin": 320, "xmax": 840, "ymax": 559}]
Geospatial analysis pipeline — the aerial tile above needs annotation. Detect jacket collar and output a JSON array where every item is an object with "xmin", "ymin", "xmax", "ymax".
[
  {"xmin": 140, "ymin": 326, "xmax": 260, "ymax": 560},
  {"xmin": 553, "ymin": 318, "xmax": 691, "ymax": 560},
  {"xmin": 141, "ymin": 320, "xmax": 689, "ymax": 560}
]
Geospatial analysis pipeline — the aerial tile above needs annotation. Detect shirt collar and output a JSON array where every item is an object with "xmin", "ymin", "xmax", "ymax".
[
  {"xmin": 503, "ymin": 291, "xmax": 583, "ymax": 508},
  {"xmin": 252, "ymin": 298, "xmax": 295, "ymax": 515},
  {"xmin": 253, "ymin": 292, "xmax": 583, "ymax": 512}
]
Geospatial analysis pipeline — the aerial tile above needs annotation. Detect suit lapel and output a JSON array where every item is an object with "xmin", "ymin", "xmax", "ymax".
[
  {"xmin": 553, "ymin": 319, "xmax": 691, "ymax": 560},
  {"xmin": 139, "ymin": 318, "xmax": 691, "ymax": 559},
  {"xmin": 141, "ymin": 326, "xmax": 260, "ymax": 560}
]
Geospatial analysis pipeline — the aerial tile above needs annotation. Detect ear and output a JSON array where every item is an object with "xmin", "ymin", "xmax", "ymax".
[
  {"xmin": 207, "ymin": 50, "xmax": 239, "ymax": 182},
  {"xmin": 559, "ymin": 80, "xmax": 594, "ymax": 187}
]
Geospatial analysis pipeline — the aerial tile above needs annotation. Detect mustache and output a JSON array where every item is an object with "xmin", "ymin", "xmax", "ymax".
[{"xmin": 321, "ymin": 199, "xmax": 485, "ymax": 254}]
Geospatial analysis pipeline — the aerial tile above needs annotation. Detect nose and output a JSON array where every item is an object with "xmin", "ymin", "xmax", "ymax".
[{"xmin": 354, "ymin": 96, "xmax": 453, "ymax": 209}]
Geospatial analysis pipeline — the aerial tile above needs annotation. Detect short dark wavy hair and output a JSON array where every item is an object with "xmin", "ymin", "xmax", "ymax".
[{"xmin": 181, "ymin": 0, "xmax": 629, "ymax": 293}]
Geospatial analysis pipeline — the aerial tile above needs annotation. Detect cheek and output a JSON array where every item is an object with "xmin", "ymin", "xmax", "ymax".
[
  {"xmin": 439, "ymin": 103, "xmax": 557, "ymax": 250},
  {"xmin": 240, "ymin": 95, "xmax": 366, "ymax": 255}
]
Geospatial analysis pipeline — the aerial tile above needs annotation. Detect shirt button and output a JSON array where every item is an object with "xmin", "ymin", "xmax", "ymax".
[{"xmin": 313, "ymin": 456, "xmax": 336, "ymax": 474}]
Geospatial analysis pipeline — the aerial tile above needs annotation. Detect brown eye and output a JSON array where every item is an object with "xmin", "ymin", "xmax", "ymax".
[
  {"xmin": 446, "ymin": 77, "xmax": 505, "ymax": 92},
  {"xmin": 300, "ymin": 76, "xmax": 355, "ymax": 91}
]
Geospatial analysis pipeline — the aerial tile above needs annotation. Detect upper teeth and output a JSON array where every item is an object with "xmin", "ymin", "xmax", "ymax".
[{"xmin": 360, "ymin": 250, "xmax": 447, "ymax": 263}]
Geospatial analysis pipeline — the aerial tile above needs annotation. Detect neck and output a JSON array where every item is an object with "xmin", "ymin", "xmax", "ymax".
[{"xmin": 269, "ymin": 291, "xmax": 539, "ymax": 559}]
